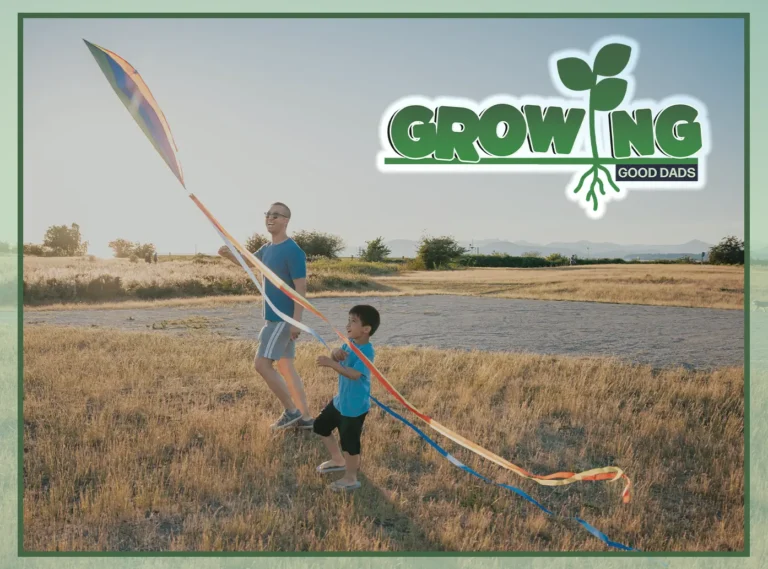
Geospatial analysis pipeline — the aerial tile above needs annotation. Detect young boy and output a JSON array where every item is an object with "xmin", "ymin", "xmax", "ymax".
[{"xmin": 313, "ymin": 304, "xmax": 380, "ymax": 492}]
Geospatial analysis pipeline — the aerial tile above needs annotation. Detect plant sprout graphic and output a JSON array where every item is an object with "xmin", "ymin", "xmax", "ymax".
[{"xmin": 556, "ymin": 42, "xmax": 631, "ymax": 212}]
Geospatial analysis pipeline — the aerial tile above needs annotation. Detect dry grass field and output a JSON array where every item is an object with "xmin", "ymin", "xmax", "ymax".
[
  {"xmin": 379, "ymin": 264, "xmax": 744, "ymax": 310},
  {"xmin": 24, "ymin": 257, "xmax": 744, "ymax": 310},
  {"xmin": 22, "ymin": 256, "xmax": 399, "ymax": 306},
  {"xmin": 23, "ymin": 326, "xmax": 744, "ymax": 552}
]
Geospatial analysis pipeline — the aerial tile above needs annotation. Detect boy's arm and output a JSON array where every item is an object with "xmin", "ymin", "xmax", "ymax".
[{"xmin": 327, "ymin": 360, "xmax": 363, "ymax": 381}]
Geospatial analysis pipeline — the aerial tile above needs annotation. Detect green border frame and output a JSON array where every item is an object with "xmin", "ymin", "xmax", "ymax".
[{"xmin": 15, "ymin": 11, "xmax": 750, "ymax": 560}]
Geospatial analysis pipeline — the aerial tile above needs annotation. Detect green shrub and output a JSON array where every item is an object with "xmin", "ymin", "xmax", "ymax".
[
  {"xmin": 417, "ymin": 236, "xmax": 467, "ymax": 270},
  {"xmin": 310, "ymin": 259, "xmax": 399, "ymax": 276}
]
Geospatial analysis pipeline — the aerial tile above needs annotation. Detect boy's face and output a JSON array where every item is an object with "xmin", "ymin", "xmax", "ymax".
[{"xmin": 346, "ymin": 313, "xmax": 370, "ymax": 340}]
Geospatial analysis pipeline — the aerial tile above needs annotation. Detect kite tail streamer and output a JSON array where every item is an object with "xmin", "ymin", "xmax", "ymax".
[
  {"xmin": 85, "ymin": 39, "xmax": 632, "ymax": 506},
  {"xmin": 371, "ymin": 396, "xmax": 637, "ymax": 551},
  {"xmin": 205, "ymin": 212, "xmax": 638, "ymax": 551}
]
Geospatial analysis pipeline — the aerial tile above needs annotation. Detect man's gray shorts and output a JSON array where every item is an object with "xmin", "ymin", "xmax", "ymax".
[{"xmin": 257, "ymin": 320, "xmax": 295, "ymax": 360}]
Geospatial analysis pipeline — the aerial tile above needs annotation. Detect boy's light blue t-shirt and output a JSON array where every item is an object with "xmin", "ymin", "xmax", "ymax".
[
  {"xmin": 333, "ymin": 341, "xmax": 375, "ymax": 418},
  {"xmin": 255, "ymin": 239, "xmax": 307, "ymax": 322}
]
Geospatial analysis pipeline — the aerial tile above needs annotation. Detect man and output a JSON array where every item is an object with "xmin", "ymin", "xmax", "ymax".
[{"xmin": 218, "ymin": 202, "xmax": 313, "ymax": 430}]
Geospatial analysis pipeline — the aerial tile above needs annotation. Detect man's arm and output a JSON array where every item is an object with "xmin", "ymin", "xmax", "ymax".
[
  {"xmin": 289, "ymin": 277, "xmax": 306, "ymax": 339},
  {"xmin": 292, "ymin": 278, "xmax": 306, "ymax": 319},
  {"xmin": 287, "ymin": 244, "xmax": 308, "ymax": 339},
  {"xmin": 217, "ymin": 245, "xmax": 258, "ymax": 269}
]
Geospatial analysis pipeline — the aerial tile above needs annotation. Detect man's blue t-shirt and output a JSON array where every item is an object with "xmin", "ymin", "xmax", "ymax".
[
  {"xmin": 255, "ymin": 239, "xmax": 307, "ymax": 322},
  {"xmin": 333, "ymin": 341, "xmax": 375, "ymax": 418}
]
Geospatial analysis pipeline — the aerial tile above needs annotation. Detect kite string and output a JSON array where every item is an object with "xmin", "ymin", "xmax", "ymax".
[{"xmin": 197, "ymin": 193, "xmax": 630, "ymax": 502}]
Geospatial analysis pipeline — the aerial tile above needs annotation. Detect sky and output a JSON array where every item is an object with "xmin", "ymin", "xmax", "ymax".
[{"xmin": 22, "ymin": 17, "xmax": 745, "ymax": 258}]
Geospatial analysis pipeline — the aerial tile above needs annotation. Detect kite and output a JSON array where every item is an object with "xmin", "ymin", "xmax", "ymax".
[{"xmin": 84, "ymin": 39, "xmax": 636, "ymax": 551}]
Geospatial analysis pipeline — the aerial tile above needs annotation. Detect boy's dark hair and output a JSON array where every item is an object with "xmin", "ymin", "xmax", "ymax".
[{"xmin": 350, "ymin": 304, "xmax": 380, "ymax": 336}]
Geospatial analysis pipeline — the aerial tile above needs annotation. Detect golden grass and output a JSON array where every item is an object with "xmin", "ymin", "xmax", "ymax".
[
  {"xmin": 384, "ymin": 265, "xmax": 744, "ymax": 310},
  {"xmin": 24, "ymin": 259, "xmax": 743, "ymax": 311},
  {"xmin": 23, "ymin": 326, "xmax": 744, "ymax": 552},
  {"xmin": 22, "ymin": 256, "xmax": 399, "ymax": 306}
]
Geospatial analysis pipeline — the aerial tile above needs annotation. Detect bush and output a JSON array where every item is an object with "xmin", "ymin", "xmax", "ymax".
[
  {"xmin": 457, "ymin": 254, "xmax": 549, "ymax": 268},
  {"xmin": 709, "ymin": 236, "xmax": 744, "ymax": 265},
  {"xmin": 571, "ymin": 258, "xmax": 627, "ymax": 265},
  {"xmin": 108, "ymin": 239, "xmax": 135, "ymax": 258},
  {"xmin": 546, "ymin": 253, "xmax": 570, "ymax": 266},
  {"xmin": 308, "ymin": 273, "xmax": 380, "ymax": 293},
  {"xmin": 404, "ymin": 257, "xmax": 427, "ymax": 271},
  {"xmin": 361, "ymin": 237, "xmax": 391, "ymax": 263},
  {"xmin": 23, "ymin": 244, "xmax": 46, "ymax": 257},
  {"xmin": 456, "ymin": 254, "xmax": 627, "ymax": 268},
  {"xmin": 109, "ymin": 239, "xmax": 156, "ymax": 261},
  {"xmin": 192, "ymin": 253, "xmax": 217, "ymax": 264},
  {"xmin": 43, "ymin": 223, "xmax": 88, "ymax": 256},
  {"xmin": 293, "ymin": 230, "xmax": 345, "ymax": 259},
  {"xmin": 417, "ymin": 236, "xmax": 467, "ymax": 270},
  {"xmin": 245, "ymin": 233, "xmax": 269, "ymax": 253},
  {"xmin": 310, "ymin": 259, "xmax": 400, "ymax": 277},
  {"xmin": 133, "ymin": 243, "xmax": 156, "ymax": 262}
]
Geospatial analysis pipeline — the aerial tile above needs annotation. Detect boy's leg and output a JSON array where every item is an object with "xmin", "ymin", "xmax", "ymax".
[
  {"xmin": 339, "ymin": 452, "xmax": 361, "ymax": 484},
  {"xmin": 320, "ymin": 437, "xmax": 345, "ymax": 469},
  {"xmin": 254, "ymin": 322, "xmax": 300, "ymax": 428},
  {"xmin": 313, "ymin": 401, "xmax": 345, "ymax": 469},
  {"xmin": 336, "ymin": 412, "xmax": 367, "ymax": 485}
]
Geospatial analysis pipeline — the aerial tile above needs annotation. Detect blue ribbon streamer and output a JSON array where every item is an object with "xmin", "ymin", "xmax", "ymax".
[{"xmin": 370, "ymin": 395, "xmax": 638, "ymax": 552}]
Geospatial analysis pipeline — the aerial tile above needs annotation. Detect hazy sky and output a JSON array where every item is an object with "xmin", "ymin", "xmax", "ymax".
[{"xmin": 22, "ymin": 17, "xmax": 744, "ymax": 257}]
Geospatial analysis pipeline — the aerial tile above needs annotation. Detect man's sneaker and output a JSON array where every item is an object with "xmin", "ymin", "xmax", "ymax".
[
  {"xmin": 271, "ymin": 409, "xmax": 302, "ymax": 430},
  {"xmin": 295, "ymin": 417, "xmax": 315, "ymax": 430}
]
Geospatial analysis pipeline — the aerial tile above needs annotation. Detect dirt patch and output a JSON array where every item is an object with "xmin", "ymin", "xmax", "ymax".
[{"xmin": 23, "ymin": 294, "xmax": 744, "ymax": 370}]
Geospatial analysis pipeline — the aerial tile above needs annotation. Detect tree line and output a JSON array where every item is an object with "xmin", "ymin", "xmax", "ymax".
[{"xmin": 18, "ymin": 223, "xmax": 746, "ymax": 268}]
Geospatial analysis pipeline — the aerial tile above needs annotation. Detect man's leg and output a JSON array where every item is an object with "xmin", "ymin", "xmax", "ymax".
[
  {"xmin": 255, "ymin": 322, "xmax": 301, "ymax": 428},
  {"xmin": 277, "ymin": 354, "xmax": 311, "ymax": 421},
  {"xmin": 254, "ymin": 356, "xmax": 297, "ymax": 411}
]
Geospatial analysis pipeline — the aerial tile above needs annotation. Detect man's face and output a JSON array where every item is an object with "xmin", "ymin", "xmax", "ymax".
[{"xmin": 264, "ymin": 204, "xmax": 290, "ymax": 234}]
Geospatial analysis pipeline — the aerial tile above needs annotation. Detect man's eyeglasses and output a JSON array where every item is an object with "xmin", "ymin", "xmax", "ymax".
[{"xmin": 264, "ymin": 212, "xmax": 289, "ymax": 219}]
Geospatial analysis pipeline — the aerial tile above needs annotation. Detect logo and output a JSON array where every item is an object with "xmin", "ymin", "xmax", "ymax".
[{"xmin": 377, "ymin": 36, "xmax": 711, "ymax": 219}]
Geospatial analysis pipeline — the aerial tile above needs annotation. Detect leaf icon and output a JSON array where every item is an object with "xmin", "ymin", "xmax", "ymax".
[
  {"xmin": 590, "ymin": 78, "xmax": 628, "ymax": 112},
  {"xmin": 556, "ymin": 57, "xmax": 595, "ymax": 91},
  {"xmin": 593, "ymin": 43, "xmax": 632, "ymax": 77}
]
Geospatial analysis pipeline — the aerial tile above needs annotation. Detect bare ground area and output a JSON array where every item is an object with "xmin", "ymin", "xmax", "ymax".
[{"xmin": 24, "ymin": 294, "xmax": 744, "ymax": 370}]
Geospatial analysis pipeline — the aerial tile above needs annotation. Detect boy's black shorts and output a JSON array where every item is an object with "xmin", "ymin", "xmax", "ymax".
[{"xmin": 312, "ymin": 400, "xmax": 367, "ymax": 455}]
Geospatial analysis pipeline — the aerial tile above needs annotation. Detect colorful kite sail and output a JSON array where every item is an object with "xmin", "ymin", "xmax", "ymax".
[
  {"xmin": 84, "ymin": 40, "xmax": 185, "ymax": 187},
  {"xmin": 84, "ymin": 39, "xmax": 635, "ymax": 550}
]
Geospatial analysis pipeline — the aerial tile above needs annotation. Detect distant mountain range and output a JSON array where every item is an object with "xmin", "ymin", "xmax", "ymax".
[{"xmin": 344, "ymin": 239, "xmax": 717, "ymax": 261}]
